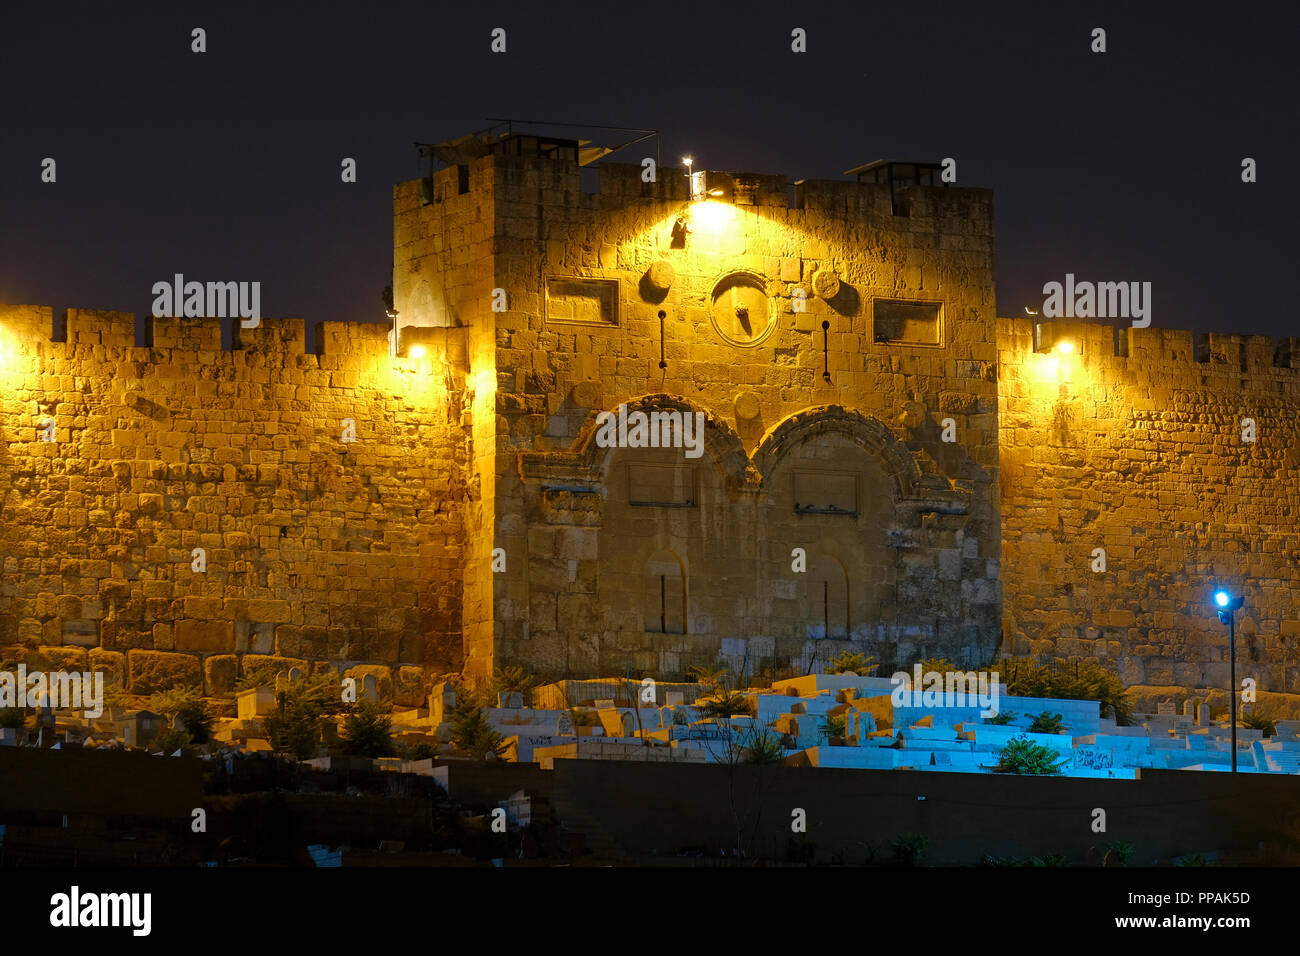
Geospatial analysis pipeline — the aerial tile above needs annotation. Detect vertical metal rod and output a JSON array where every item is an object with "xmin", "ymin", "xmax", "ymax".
[
  {"xmin": 1230, "ymin": 612, "xmax": 1238, "ymax": 773},
  {"xmin": 822, "ymin": 320, "xmax": 831, "ymax": 383}
]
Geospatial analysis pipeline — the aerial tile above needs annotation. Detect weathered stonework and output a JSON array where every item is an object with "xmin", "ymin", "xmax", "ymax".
[
  {"xmin": 4, "ymin": 134, "xmax": 1290, "ymax": 697},
  {"xmin": 0, "ymin": 304, "xmax": 469, "ymax": 694},
  {"xmin": 999, "ymin": 318, "xmax": 1300, "ymax": 692}
]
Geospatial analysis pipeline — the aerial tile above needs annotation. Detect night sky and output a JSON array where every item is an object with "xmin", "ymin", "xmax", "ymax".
[{"xmin": 2, "ymin": 1, "xmax": 1296, "ymax": 342}]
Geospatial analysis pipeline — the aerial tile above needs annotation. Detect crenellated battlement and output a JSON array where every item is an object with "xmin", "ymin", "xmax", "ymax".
[
  {"xmin": 0, "ymin": 304, "xmax": 472, "ymax": 368},
  {"xmin": 999, "ymin": 315, "xmax": 1300, "ymax": 383}
]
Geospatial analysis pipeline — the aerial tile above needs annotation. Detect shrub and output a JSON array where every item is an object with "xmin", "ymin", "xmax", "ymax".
[
  {"xmin": 821, "ymin": 713, "xmax": 847, "ymax": 741},
  {"xmin": 1241, "ymin": 709, "xmax": 1276, "ymax": 736},
  {"xmin": 827, "ymin": 651, "xmax": 878, "ymax": 676},
  {"xmin": 264, "ymin": 672, "xmax": 343, "ymax": 761},
  {"xmin": 890, "ymin": 832, "xmax": 928, "ymax": 866},
  {"xmin": 687, "ymin": 664, "xmax": 731, "ymax": 691},
  {"xmin": 993, "ymin": 735, "xmax": 1065, "ymax": 775},
  {"xmin": 450, "ymin": 699, "xmax": 507, "ymax": 760},
  {"xmin": 341, "ymin": 697, "xmax": 395, "ymax": 758},
  {"xmin": 1027, "ymin": 712, "xmax": 1066, "ymax": 734},
  {"xmin": 1176, "ymin": 853, "xmax": 1208, "ymax": 867},
  {"xmin": 913, "ymin": 657, "xmax": 954, "ymax": 675},
  {"xmin": 152, "ymin": 728, "xmax": 191, "ymax": 754},
  {"xmin": 741, "ymin": 729, "xmax": 786, "ymax": 764},
  {"xmin": 696, "ymin": 691, "xmax": 753, "ymax": 720},
  {"xmin": 174, "ymin": 701, "xmax": 215, "ymax": 746},
  {"xmin": 0, "ymin": 707, "xmax": 26, "ymax": 729},
  {"xmin": 997, "ymin": 657, "xmax": 1131, "ymax": 725},
  {"xmin": 1105, "ymin": 841, "xmax": 1135, "ymax": 866},
  {"xmin": 148, "ymin": 686, "xmax": 202, "ymax": 718},
  {"xmin": 490, "ymin": 665, "xmax": 535, "ymax": 701},
  {"xmin": 403, "ymin": 740, "xmax": 439, "ymax": 761},
  {"xmin": 988, "ymin": 709, "xmax": 1016, "ymax": 725}
]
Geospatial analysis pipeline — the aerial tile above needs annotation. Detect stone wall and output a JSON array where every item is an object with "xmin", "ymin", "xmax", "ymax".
[
  {"xmin": 469, "ymin": 153, "xmax": 1004, "ymax": 680},
  {"xmin": 0, "ymin": 303, "xmax": 468, "ymax": 697},
  {"xmin": 999, "ymin": 316, "xmax": 1300, "ymax": 691}
]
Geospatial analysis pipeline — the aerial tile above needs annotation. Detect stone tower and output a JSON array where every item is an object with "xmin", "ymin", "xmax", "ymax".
[{"xmin": 393, "ymin": 130, "xmax": 1002, "ymax": 684}]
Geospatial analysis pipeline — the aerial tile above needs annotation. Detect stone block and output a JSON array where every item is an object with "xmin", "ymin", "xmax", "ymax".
[
  {"xmin": 205, "ymin": 655, "xmax": 239, "ymax": 696},
  {"xmin": 175, "ymin": 619, "xmax": 235, "ymax": 652},
  {"xmin": 127, "ymin": 650, "xmax": 202, "ymax": 694}
]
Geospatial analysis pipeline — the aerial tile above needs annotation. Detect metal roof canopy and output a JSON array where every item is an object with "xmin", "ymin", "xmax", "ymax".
[{"xmin": 418, "ymin": 119, "xmax": 660, "ymax": 169}]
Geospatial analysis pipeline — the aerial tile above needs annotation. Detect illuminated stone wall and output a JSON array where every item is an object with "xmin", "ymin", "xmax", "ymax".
[
  {"xmin": 999, "ymin": 317, "xmax": 1300, "ymax": 693},
  {"xmin": 0, "ymin": 304, "xmax": 468, "ymax": 700},
  {"xmin": 437, "ymin": 152, "xmax": 1005, "ymax": 681}
]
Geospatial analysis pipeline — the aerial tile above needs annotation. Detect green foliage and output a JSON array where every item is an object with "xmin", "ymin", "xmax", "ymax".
[
  {"xmin": 1027, "ymin": 711, "xmax": 1066, "ymax": 735},
  {"xmin": 741, "ymin": 728, "xmax": 786, "ymax": 764},
  {"xmin": 1176, "ymin": 853, "xmax": 1208, "ymax": 867},
  {"xmin": 1241, "ymin": 709, "xmax": 1276, "ymax": 736},
  {"xmin": 988, "ymin": 709, "xmax": 1016, "ymax": 725},
  {"xmin": 0, "ymin": 707, "xmax": 26, "ymax": 729},
  {"xmin": 450, "ymin": 699, "xmax": 507, "ymax": 760},
  {"xmin": 175, "ymin": 701, "xmax": 215, "ymax": 746},
  {"xmin": 997, "ymin": 657, "xmax": 1132, "ymax": 725},
  {"xmin": 568, "ymin": 707, "xmax": 596, "ymax": 727},
  {"xmin": 490, "ymin": 665, "xmax": 535, "ymax": 701},
  {"xmin": 1105, "ymin": 841, "xmax": 1135, "ymax": 866},
  {"xmin": 889, "ymin": 832, "xmax": 928, "ymax": 866},
  {"xmin": 827, "ymin": 651, "xmax": 878, "ymax": 676},
  {"xmin": 341, "ymin": 697, "xmax": 395, "ymax": 758},
  {"xmin": 913, "ymin": 657, "xmax": 954, "ymax": 675},
  {"xmin": 670, "ymin": 707, "xmax": 690, "ymax": 726},
  {"xmin": 687, "ymin": 664, "xmax": 731, "ymax": 691},
  {"xmin": 403, "ymin": 740, "xmax": 439, "ymax": 761},
  {"xmin": 696, "ymin": 691, "xmax": 753, "ymax": 720},
  {"xmin": 148, "ymin": 686, "xmax": 201, "ymax": 718},
  {"xmin": 152, "ymin": 728, "xmax": 192, "ymax": 754},
  {"xmin": 234, "ymin": 663, "xmax": 282, "ymax": 692},
  {"xmin": 264, "ymin": 672, "xmax": 343, "ymax": 761},
  {"xmin": 993, "ymin": 735, "xmax": 1066, "ymax": 775},
  {"xmin": 820, "ymin": 712, "xmax": 847, "ymax": 741},
  {"xmin": 981, "ymin": 854, "xmax": 1070, "ymax": 867},
  {"xmin": 102, "ymin": 681, "xmax": 129, "ymax": 709}
]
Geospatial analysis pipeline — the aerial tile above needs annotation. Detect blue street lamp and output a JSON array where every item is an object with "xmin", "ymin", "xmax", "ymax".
[{"xmin": 1212, "ymin": 589, "xmax": 1245, "ymax": 772}]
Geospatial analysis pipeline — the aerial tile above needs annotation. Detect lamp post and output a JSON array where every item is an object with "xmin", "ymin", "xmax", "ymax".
[{"xmin": 1213, "ymin": 589, "xmax": 1245, "ymax": 772}]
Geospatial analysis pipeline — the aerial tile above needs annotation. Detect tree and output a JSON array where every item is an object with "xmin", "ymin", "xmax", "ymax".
[
  {"xmin": 175, "ymin": 700, "xmax": 215, "ymax": 746},
  {"xmin": 264, "ymin": 671, "xmax": 343, "ymax": 761},
  {"xmin": 688, "ymin": 664, "xmax": 731, "ymax": 692},
  {"xmin": 827, "ymin": 651, "xmax": 877, "ymax": 675},
  {"xmin": 1027, "ymin": 712, "xmax": 1066, "ymax": 735},
  {"xmin": 994, "ymin": 735, "xmax": 1066, "ymax": 775},
  {"xmin": 341, "ymin": 697, "xmax": 395, "ymax": 757},
  {"xmin": 450, "ymin": 698, "xmax": 507, "ymax": 760}
]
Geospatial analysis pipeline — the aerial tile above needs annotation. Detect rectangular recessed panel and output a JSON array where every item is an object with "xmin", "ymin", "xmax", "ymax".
[
  {"xmin": 546, "ymin": 276, "xmax": 619, "ymax": 326},
  {"xmin": 873, "ymin": 298, "xmax": 942, "ymax": 345},
  {"xmin": 793, "ymin": 471, "xmax": 858, "ymax": 515},
  {"xmin": 628, "ymin": 462, "xmax": 697, "ymax": 507}
]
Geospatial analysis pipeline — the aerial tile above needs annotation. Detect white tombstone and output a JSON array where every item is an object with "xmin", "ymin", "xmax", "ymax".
[
  {"xmin": 362, "ymin": 673, "xmax": 379, "ymax": 702},
  {"xmin": 556, "ymin": 712, "xmax": 575, "ymax": 737},
  {"xmin": 665, "ymin": 691, "xmax": 684, "ymax": 706},
  {"xmin": 507, "ymin": 691, "xmax": 524, "ymax": 709}
]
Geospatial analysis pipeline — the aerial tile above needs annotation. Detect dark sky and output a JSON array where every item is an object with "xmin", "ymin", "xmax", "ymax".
[{"xmin": 2, "ymin": 1, "xmax": 1296, "ymax": 341}]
